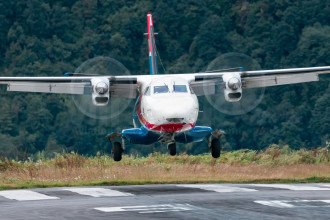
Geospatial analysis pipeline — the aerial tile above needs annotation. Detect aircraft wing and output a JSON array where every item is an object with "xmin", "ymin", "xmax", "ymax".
[
  {"xmin": 1, "ymin": 66, "xmax": 329, "ymax": 99},
  {"xmin": 0, "ymin": 76, "xmax": 138, "ymax": 98},
  {"xmin": 240, "ymin": 66, "xmax": 330, "ymax": 89},
  {"xmin": 187, "ymin": 66, "xmax": 330, "ymax": 96}
]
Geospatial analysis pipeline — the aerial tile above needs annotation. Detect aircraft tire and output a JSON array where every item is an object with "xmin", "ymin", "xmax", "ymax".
[
  {"xmin": 113, "ymin": 142, "xmax": 123, "ymax": 161},
  {"xmin": 168, "ymin": 143, "xmax": 176, "ymax": 156},
  {"xmin": 211, "ymin": 138, "xmax": 221, "ymax": 158}
]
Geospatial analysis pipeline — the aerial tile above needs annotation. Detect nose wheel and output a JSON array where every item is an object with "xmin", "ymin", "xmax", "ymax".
[
  {"xmin": 112, "ymin": 142, "xmax": 123, "ymax": 161},
  {"xmin": 167, "ymin": 142, "xmax": 176, "ymax": 156}
]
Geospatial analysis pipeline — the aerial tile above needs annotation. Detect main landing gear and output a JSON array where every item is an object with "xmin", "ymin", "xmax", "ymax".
[
  {"xmin": 112, "ymin": 142, "xmax": 124, "ymax": 162},
  {"xmin": 106, "ymin": 133, "xmax": 125, "ymax": 162},
  {"xmin": 167, "ymin": 142, "xmax": 176, "ymax": 156},
  {"xmin": 208, "ymin": 129, "xmax": 225, "ymax": 159},
  {"xmin": 210, "ymin": 138, "xmax": 221, "ymax": 158}
]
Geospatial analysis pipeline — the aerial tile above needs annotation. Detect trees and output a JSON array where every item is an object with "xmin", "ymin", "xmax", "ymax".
[
  {"xmin": 0, "ymin": 0, "xmax": 329, "ymax": 158},
  {"xmin": 189, "ymin": 15, "xmax": 230, "ymax": 69},
  {"xmin": 286, "ymin": 24, "xmax": 330, "ymax": 67}
]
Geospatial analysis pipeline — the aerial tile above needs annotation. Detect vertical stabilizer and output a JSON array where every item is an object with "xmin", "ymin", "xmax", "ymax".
[{"xmin": 147, "ymin": 12, "xmax": 158, "ymax": 75}]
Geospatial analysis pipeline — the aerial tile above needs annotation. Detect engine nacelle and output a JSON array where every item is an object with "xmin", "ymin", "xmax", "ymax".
[
  {"xmin": 91, "ymin": 77, "xmax": 110, "ymax": 106},
  {"xmin": 222, "ymin": 73, "xmax": 242, "ymax": 102}
]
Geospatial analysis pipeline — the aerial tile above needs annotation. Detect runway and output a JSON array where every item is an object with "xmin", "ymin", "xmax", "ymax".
[{"xmin": 0, "ymin": 183, "xmax": 329, "ymax": 219}]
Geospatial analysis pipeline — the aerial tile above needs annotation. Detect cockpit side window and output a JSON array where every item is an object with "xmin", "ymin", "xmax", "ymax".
[
  {"xmin": 154, "ymin": 85, "xmax": 169, "ymax": 94},
  {"xmin": 173, "ymin": 85, "xmax": 188, "ymax": 93},
  {"xmin": 144, "ymin": 86, "xmax": 150, "ymax": 96}
]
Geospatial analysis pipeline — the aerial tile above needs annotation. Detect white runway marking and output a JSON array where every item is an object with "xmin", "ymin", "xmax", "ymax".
[
  {"xmin": 255, "ymin": 200, "xmax": 330, "ymax": 208},
  {"xmin": 0, "ymin": 190, "xmax": 59, "ymax": 201},
  {"xmin": 179, "ymin": 184, "xmax": 257, "ymax": 192},
  {"xmin": 95, "ymin": 203, "xmax": 196, "ymax": 214},
  {"xmin": 251, "ymin": 184, "xmax": 330, "ymax": 191},
  {"xmin": 62, "ymin": 187, "xmax": 133, "ymax": 197}
]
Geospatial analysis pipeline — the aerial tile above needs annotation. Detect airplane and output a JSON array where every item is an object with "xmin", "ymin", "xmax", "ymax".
[{"xmin": 0, "ymin": 12, "xmax": 330, "ymax": 161}]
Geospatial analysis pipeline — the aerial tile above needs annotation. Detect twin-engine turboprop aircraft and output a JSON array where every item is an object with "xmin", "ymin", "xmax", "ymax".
[{"xmin": 1, "ymin": 13, "xmax": 330, "ymax": 161}]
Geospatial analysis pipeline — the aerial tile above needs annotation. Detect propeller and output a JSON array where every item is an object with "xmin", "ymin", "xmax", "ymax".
[
  {"xmin": 204, "ymin": 52, "xmax": 265, "ymax": 116},
  {"xmin": 72, "ymin": 56, "xmax": 134, "ymax": 120}
]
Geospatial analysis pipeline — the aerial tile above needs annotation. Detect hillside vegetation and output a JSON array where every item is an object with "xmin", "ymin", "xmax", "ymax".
[{"xmin": 0, "ymin": 0, "xmax": 329, "ymax": 158}]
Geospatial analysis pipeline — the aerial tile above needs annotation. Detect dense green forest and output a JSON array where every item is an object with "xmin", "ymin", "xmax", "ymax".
[{"xmin": 0, "ymin": 0, "xmax": 329, "ymax": 159}]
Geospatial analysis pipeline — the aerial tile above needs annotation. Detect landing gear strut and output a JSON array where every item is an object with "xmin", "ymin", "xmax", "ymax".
[
  {"xmin": 167, "ymin": 142, "xmax": 176, "ymax": 156},
  {"xmin": 112, "ymin": 142, "xmax": 123, "ymax": 161}
]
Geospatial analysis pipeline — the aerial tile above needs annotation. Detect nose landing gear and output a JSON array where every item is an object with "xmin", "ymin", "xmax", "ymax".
[{"xmin": 167, "ymin": 142, "xmax": 176, "ymax": 156}]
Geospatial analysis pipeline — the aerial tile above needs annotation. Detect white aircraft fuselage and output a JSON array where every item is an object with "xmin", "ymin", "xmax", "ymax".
[{"xmin": 136, "ymin": 76, "xmax": 199, "ymax": 133}]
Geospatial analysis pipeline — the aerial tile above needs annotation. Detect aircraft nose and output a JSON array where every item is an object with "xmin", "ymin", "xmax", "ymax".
[
  {"xmin": 152, "ymin": 96, "xmax": 198, "ymax": 124},
  {"xmin": 163, "ymin": 106, "xmax": 187, "ymax": 118}
]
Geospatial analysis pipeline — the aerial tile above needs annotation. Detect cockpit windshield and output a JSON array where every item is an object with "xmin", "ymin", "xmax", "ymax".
[
  {"xmin": 173, "ymin": 85, "xmax": 187, "ymax": 93},
  {"xmin": 154, "ymin": 85, "xmax": 169, "ymax": 94}
]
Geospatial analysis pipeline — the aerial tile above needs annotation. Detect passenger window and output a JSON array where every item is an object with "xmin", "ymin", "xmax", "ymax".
[
  {"xmin": 144, "ymin": 86, "xmax": 150, "ymax": 96},
  {"xmin": 154, "ymin": 85, "xmax": 169, "ymax": 94},
  {"xmin": 173, "ymin": 85, "xmax": 187, "ymax": 93}
]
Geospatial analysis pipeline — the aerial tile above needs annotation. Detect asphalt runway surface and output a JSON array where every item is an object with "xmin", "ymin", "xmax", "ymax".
[{"xmin": 0, "ymin": 183, "xmax": 329, "ymax": 219}]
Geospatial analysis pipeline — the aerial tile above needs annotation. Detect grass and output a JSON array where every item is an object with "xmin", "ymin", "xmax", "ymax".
[{"xmin": 0, "ymin": 145, "xmax": 329, "ymax": 190}]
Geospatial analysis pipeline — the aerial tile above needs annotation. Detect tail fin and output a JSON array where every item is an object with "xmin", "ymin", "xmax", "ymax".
[{"xmin": 147, "ymin": 12, "xmax": 158, "ymax": 75}]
